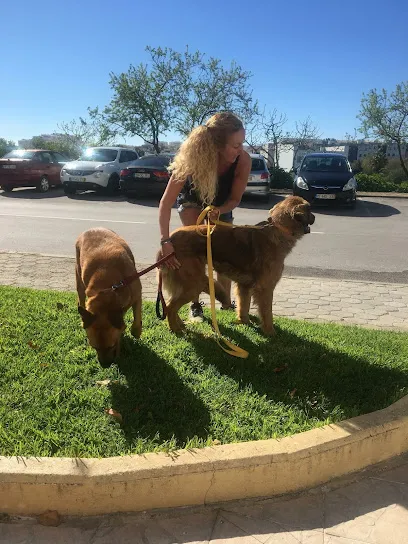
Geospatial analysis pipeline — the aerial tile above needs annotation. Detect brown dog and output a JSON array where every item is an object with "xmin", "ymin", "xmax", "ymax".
[
  {"xmin": 75, "ymin": 228, "xmax": 142, "ymax": 366},
  {"xmin": 161, "ymin": 196, "xmax": 315, "ymax": 336}
]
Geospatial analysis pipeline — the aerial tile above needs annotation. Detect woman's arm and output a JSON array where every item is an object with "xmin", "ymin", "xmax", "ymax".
[
  {"xmin": 158, "ymin": 174, "xmax": 185, "ymax": 268},
  {"xmin": 217, "ymin": 151, "xmax": 251, "ymax": 215},
  {"xmin": 159, "ymin": 174, "xmax": 184, "ymax": 240}
]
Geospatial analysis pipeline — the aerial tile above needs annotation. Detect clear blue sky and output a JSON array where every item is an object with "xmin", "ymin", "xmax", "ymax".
[{"xmin": 1, "ymin": 0, "xmax": 407, "ymax": 144}]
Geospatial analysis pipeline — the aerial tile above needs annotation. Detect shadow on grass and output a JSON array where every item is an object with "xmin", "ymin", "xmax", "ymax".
[
  {"xmin": 110, "ymin": 336, "xmax": 211, "ymax": 448},
  {"xmin": 184, "ymin": 316, "xmax": 408, "ymax": 421}
]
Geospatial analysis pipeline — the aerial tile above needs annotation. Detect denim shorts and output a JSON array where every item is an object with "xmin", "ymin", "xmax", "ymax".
[{"xmin": 177, "ymin": 202, "xmax": 233, "ymax": 223}]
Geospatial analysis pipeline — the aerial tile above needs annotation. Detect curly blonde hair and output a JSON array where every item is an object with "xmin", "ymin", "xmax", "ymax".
[{"xmin": 168, "ymin": 112, "xmax": 244, "ymax": 206}]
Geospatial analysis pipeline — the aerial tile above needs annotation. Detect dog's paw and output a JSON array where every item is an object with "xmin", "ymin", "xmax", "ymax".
[
  {"xmin": 262, "ymin": 325, "xmax": 276, "ymax": 337},
  {"xmin": 130, "ymin": 322, "xmax": 142, "ymax": 339},
  {"xmin": 169, "ymin": 320, "xmax": 186, "ymax": 334},
  {"xmin": 236, "ymin": 317, "xmax": 250, "ymax": 325}
]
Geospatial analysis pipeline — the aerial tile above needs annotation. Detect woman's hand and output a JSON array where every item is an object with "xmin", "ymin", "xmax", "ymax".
[
  {"xmin": 160, "ymin": 241, "xmax": 181, "ymax": 270},
  {"xmin": 208, "ymin": 207, "xmax": 221, "ymax": 222}
]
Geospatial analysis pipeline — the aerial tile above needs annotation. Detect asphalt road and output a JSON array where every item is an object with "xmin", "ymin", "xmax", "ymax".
[{"xmin": 0, "ymin": 188, "xmax": 407, "ymax": 283}]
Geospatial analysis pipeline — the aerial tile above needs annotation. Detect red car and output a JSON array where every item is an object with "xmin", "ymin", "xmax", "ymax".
[{"xmin": 0, "ymin": 149, "xmax": 70, "ymax": 193}]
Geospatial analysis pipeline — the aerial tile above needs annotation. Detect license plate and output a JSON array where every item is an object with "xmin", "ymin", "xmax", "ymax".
[
  {"xmin": 316, "ymin": 193, "xmax": 336, "ymax": 200},
  {"xmin": 2, "ymin": 165, "xmax": 16, "ymax": 169},
  {"xmin": 69, "ymin": 176, "xmax": 86, "ymax": 182},
  {"xmin": 134, "ymin": 173, "xmax": 150, "ymax": 178}
]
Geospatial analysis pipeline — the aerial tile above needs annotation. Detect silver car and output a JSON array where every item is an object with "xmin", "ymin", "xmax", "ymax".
[{"xmin": 244, "ymin": 153, "xmax": 270, "ymax": 201}]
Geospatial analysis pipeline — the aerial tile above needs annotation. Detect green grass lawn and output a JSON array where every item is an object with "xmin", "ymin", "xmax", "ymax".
[{"xmin": 0, "ymin": 285, "xmax": 407, "ymax": 458}]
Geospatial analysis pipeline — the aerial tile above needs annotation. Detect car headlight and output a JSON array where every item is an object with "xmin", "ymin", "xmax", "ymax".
[
  {"xmin": 343, "ymin": 177, "xmax": 357, "ymax": 191},
  {"xmin": 94, "ymin": 171, "xmax": 103, "ymax": 178},
  {"xmin": 61, "ymin": 169, "xmax": 66, "ymax": 175},
  {"xmin": 296, "ymin": 176, "xmax": 309, "ymax": 190}
]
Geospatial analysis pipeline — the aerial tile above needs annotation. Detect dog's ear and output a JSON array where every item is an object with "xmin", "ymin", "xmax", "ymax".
[
  {"xmin": 266, "ymin": 205, "xmax": 278, "ymax": 223},
  {"xmin": 291, "ymin": 203, "xmax": 309, "ymax": 222},
  {"xmin": 78, "ymin": 305, "xmax": 96, "ymax": 329},
  {"xmin": 108, "ymin": 310, "xmax": 125, "ymax": 330}
]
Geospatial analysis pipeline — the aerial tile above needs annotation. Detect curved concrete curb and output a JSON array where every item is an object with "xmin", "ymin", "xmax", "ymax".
[{"xmin": 1, "ymin": 395, "xmax": 407, "ymax": 516}]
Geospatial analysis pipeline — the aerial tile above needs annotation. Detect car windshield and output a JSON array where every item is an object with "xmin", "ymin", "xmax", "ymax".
[
  {"xmin": 3, "ymin": 150, "xmax": 36, "ymax": 160},
  {"xmin": 251, "ymin": 158, "xmax": 266, "ymax": 171},
  {"xmin": 78, "ymin": 148, "xmax": 118, "ymax": 162},
  {"xmin": 130, "ymin": 155, "xmax": 172, "ymax": 167},
  {"xmin": 301, "ymin": 156, "xmax": 350, "ymax": 173}
]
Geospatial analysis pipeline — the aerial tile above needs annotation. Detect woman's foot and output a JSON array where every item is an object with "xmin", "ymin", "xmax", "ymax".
[{"xmin": 189, "ymin": 301, "xmax": 204, "ymax": 322}]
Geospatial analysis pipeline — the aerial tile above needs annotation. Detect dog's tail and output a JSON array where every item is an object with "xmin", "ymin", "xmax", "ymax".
[{"xmin": 158, "ymin": 266, "xmax": 183, "ymax": 301}]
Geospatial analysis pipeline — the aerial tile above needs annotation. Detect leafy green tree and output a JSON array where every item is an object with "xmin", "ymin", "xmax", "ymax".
[
  {"xmin": 358, "ymin": 82, "xmax": 408, "ymax": 178},
  {"xmin": 0, "ymin": 138, "xmax": 16, "ymax": 157}
]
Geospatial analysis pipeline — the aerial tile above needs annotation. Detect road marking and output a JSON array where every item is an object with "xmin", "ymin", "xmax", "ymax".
[
  {"xmin": 311, "ymin": 231, "xmax": 325, "ymax": 234},
  {"xmin": 0, "ymin": 213, "xmax": 146, "ymax": 225}
]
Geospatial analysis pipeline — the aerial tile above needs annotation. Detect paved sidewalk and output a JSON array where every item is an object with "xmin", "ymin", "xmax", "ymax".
[
  {"xmin": 0, "ymin": 251, "xmax": 407, "ymax": 331},
  {"xmin": 1, "ymin": 455, "xmax": 407, "ymax": 543}
]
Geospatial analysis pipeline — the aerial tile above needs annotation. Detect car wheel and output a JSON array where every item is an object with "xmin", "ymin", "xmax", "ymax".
[
  {"xmin": 105, "ymin": 174, "xmax": 120, "ymax": 195},
  {"xmin": 63, "ymin": 185, "xmax": 76, "ymax": 195},
  {"xmin": 1, "ymin": 186, "xmax": 13, "ymax": 192},
  {"xmin": 36, "ymin": 176, "xmax": 50, "ymax": 193}
]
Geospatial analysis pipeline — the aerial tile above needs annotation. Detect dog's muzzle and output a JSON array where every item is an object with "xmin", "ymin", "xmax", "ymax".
[{"xmin": 304, "ymin": 225, "xmax": 311, "ymax": 234}]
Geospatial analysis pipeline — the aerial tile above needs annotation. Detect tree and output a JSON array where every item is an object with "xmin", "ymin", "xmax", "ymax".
[
  {"xmin": 261, "ymin": 109, "xmax": 288, "ymax": 168},
  {"xmin": 0, "ymin": 138, "xmax": 15, "ymax": 157},
  {"xmin": 21, "ymin": 134, "xmax": 80, "ymax": 159},
  {"xmin": 87, "ymin": 46, "xmax": 258, "ymax": 150},
  {"xmin": 58, "ymin": 115, "xmax": 116, "ymax": 157},
  {"xmin": 358, "ymin": 82, "xmax": 408, "ymax": 178},
  {"xmin": 371, "ymin": 144, "xmax": 388, "ymax": 173},
  {"xmin": 88, "ymin": 47, "xmax": 179, "ymax": 153},
  {"xmin": 148, "ymin": 46, "xmax": 257, "ymax": 136},
  {"xmin": 244, "ymin": 108, "xmax": 288, "ymax": 168},
  {"xmin": 289, "ymin": 116, "xmax": 321, "ymax": 165}
]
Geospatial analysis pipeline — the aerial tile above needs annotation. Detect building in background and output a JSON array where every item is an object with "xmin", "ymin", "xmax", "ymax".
[{"xmin": 251, "ymin": 139, "xmax": 405, "ymax": 171}]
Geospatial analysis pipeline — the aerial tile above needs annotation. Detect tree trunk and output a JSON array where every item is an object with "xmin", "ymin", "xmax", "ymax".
[
  {"xmin": 396, "ymin": 141, "xmax": 408, "ymax": 179},
  {"xmin": 274, "ymin": 140, "xmax": 279, "ymax": 169}
]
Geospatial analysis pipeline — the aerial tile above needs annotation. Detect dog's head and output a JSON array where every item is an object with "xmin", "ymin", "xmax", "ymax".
[
  {"xmin": 268, "ymin": 196, "xmax": 315, "ymax": 235},
  {"xmin": 78, "ymin": 305, "xmax": 126, "ymax": 367}
]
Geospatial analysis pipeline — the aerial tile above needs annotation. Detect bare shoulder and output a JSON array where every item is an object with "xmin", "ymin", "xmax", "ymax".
[{"xmin": 238, "ymin": 149, "xmax": 251, "ymax": 169}]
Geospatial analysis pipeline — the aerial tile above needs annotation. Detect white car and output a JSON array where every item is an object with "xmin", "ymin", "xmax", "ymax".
[
  {"xmin": 244, "ymin": 153, "xmax": 270, "ymax": 201},
  {"xmin": 60, "ymin": 147, "xmax": 139, "ymax": 195}
]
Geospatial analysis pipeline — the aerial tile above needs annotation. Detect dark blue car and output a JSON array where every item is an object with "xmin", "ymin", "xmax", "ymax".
[{"xmin": 293, "ymin": 153, "xmax": 357, "ymax": 207}]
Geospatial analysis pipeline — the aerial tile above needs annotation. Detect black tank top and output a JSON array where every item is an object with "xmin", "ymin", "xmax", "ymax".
[{"xmin": 177, "ymin": 156, "xmax": 239, "ymax": 208}]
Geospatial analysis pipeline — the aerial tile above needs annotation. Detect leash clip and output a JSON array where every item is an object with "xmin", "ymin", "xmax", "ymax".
[{"xmin": 111, "ymin": 280, "xmax": 124, "ymax": 291}]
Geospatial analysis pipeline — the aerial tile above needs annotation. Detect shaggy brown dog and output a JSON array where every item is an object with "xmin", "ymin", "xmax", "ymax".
[
  {"xmin": 75, "ymin": 228, "xmax": 142, "ymax": 366},
  {"xmin": 161, "ymin": 196, "xmax": 315, "ymax": 336}
]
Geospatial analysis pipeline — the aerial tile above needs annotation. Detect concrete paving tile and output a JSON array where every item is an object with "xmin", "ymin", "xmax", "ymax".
[
  {"xmin": 265, "ymin": 530, "xmax": 323, "ymax": 543},
  {"xmin": 227, "ymin": 493, "xmax": 324, "ymax": 533},
  {"xmin": 210, "ymin": 514, "xmax": 260, "ymax": 543},
  {"xmin": 373, "ymin": 463, "xmax": 408, "ymax": 485},
  {"xmin": 221, "ymin": 510, "xmax": 284, "ymax": 543},
  {"xmin": 324, "ymin": 477, "xmax": 408, "ymax": 543},
  {"xmin": 0, "ymin": 524, "xmax": 33, "ymax": 544},
  {"xmin": 156, "ymin": 511, "xmax": 217, "ymax": 543},
  {"xmin": 324, "ymin": 536, "xmax": 370, "ymax": 544}
]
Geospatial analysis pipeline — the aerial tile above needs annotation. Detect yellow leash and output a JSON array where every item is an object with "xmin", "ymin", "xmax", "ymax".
[{"xmin": 196, "ymin": 206, "xmax": 249, "ymax": 359}]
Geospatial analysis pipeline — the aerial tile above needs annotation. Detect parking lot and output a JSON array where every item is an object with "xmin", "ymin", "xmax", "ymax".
[{"xmin": 0, "ymin": 188, "xmax": 407, "ymax": 283}]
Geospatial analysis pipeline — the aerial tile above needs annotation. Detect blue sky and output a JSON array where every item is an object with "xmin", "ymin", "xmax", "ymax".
[{"xmin": 0, "ymin": 0, "xmax": 407, "ymax": 144}]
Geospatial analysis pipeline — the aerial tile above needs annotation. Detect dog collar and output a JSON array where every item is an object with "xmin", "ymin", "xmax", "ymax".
[{"xmin": 273, "ymin": 224, "xmax": 295, "ymax": 237}]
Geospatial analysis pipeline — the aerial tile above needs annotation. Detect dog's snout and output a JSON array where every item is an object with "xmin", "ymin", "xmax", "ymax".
[
  {"xmin": 309, "ymin": 213, "xmax": 315, "ymax": 225},
  {"xmin": 97, "ymin": 346, "xmax": 117, "ymax": 367}
]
